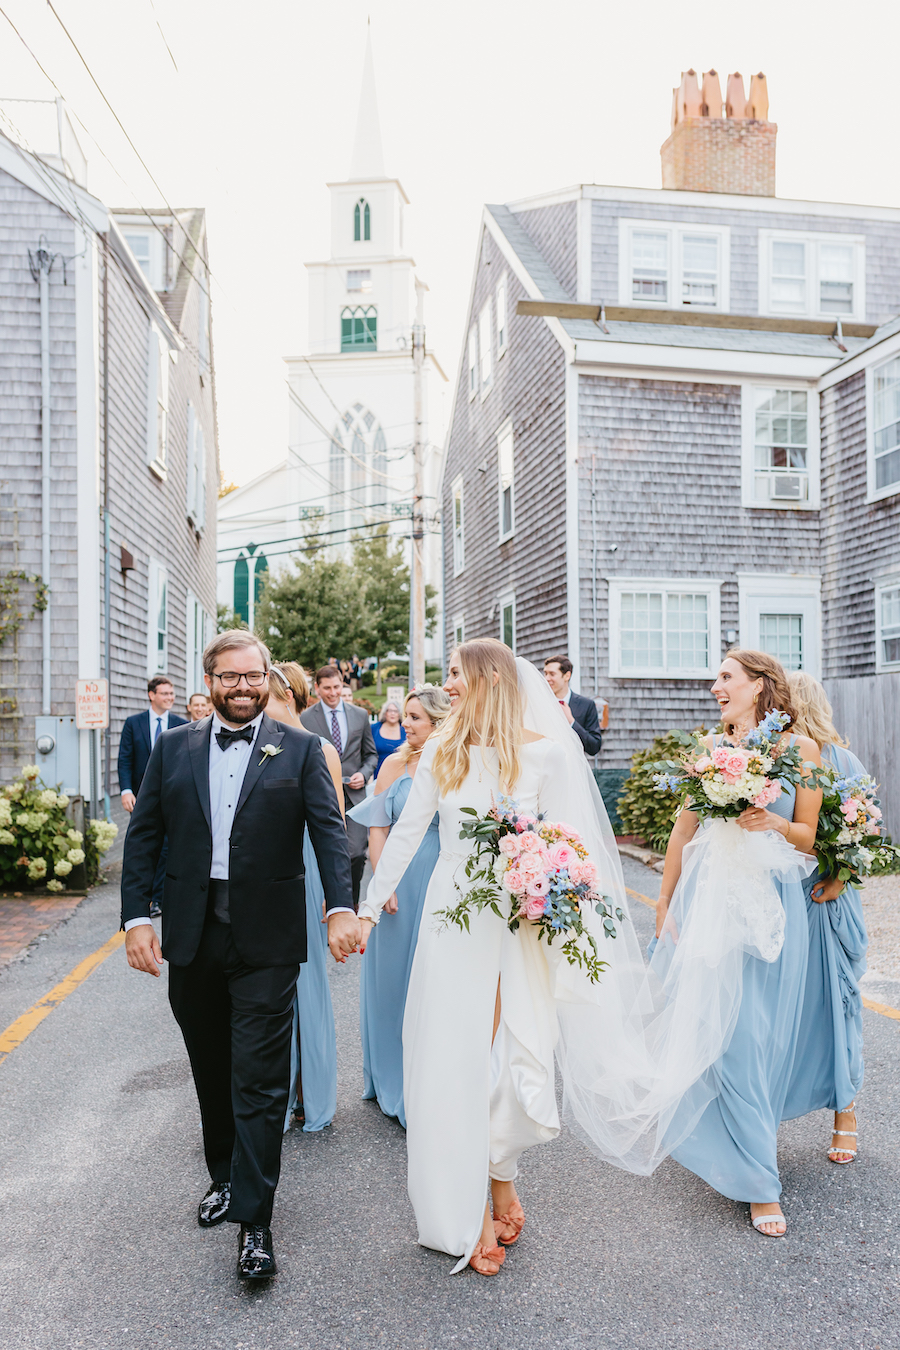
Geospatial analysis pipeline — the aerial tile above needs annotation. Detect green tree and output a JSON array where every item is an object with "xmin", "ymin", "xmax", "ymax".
[
  {"xmin": 217, "ymin": 602, "xmax": 246, "ymax": 634},
  {"xmin": 256, "ymin": 535, "xmax": 371, "ymax": 669},
  {"xmin": 351, "ymin": 526, "xmax": 438, "ymax": 686}
]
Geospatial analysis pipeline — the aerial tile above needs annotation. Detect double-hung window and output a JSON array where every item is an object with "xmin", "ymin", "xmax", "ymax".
[
  {"xmin": 608, "ymin": 578, "xmax": 720, "ymax": 678},
  {"xmin": 496, "ymin": 275, "xmax": 508, "ymax": 354},
  {"xmin": 759, "ymin": 231, "xmax": 865, "ymax": 320},
  {"xmin": 742, "ymin": 385, "xmax": 819, "ymax": 509},
  {"xmin": 738, "ymin": 575, "xmax": 821, "ymax": 675},
  {"xmin": 499, "ymin": 591, "xmax": 516, "ymax": 652},
  {"xmin": 147, "ymin": 560, "xmax": 169, "ymax": 676},
  {"xmin": 146, "ymin": 324, "xmax": 169, "ymax": 477},
  {"xmin": 868, "ymin": 354, "xmax": 900, "ymax": 500},
  {"xmin": 452, "ymin": 615, "xmax": 465, "ymax": 649},
  {"xmin": 347, "ymin": 269, "xmax": 372, "ymax": 293},
  {"xmin": 876, "ymin": 580, "xmax": 900, "ymax": 671},
  {"xmin": 479, "ymin": 301, "xmax": 493, "ymax": 392},
  {"xmin": 618, "ymin": 220, "xmax": 729, "ymax": 310},
  {"xmin": 497, "ymin": 422, "xmax": 514, "ymax": 542},
  {"xmin": 467, "ymin": 328, "xmax": 477, "ymax": 400},
  {"xmin": 451, "ymin": 476, "xmax": 465, "ymax": 575}
]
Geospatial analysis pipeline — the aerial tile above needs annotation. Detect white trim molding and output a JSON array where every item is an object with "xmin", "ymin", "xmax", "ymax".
[
  {"xmin": 451, "ymin": 474, "xmax": 465, "ymax": 575},
  {"xmin": 737, "ymin": 573, "xmax": 822, "ymax": 677},
  {"xmin": 875, "ymin": 574, "xmax": 900, "ymax": 673},
  {"xmin": 607, "ymin": 576, "xmax": 722, "ymax": 679},
  {"xmin": 740, "ymin": 382, "xmax": 821, "ymax": 511},
  {"xmin": 564, "ymin": 364, "xmax": 581, "ymax": 688},
  {"xmin": 866, "ymin": 354, "xmax": 900, "ymax": 503},
  {"xmin": 496, "ymin": 419, "xmax": 515, "ymax": 544}
]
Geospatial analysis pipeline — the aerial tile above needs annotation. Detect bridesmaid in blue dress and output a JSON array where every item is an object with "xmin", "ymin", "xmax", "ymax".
[
  {"xmin": 265, "ymin": 663, "xmax": 343, "ymax": 1133},
  {"xmin": 349, "ymin": 684, "xmax": 451, "ymax": 1127},
  {"xmin": 655, "ymin": 650, "xmax": 822, "ymax": 1237},
  {"xmin": 782, "ymin": 671, "xmax": 869, "ymax": 1163}
]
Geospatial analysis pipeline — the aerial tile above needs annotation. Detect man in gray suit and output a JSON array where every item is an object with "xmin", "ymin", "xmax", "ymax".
[{"xmin": 300, "ymin": 665, "xmax": 377, "ymax": 908}]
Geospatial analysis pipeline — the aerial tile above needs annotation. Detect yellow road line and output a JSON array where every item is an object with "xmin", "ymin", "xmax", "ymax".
[
  {"xmin": 626, "ymin": 884, "xmax": 900, "ymax": 1024},
  {"xmin": 0, "ymin": 930, "xmax": 125, "ymax": 1067}
]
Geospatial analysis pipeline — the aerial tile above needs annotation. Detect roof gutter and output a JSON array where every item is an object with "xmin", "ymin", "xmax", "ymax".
[{"xmin": 516, "ymin": 299, "xmax": 877, "ymax": 340}]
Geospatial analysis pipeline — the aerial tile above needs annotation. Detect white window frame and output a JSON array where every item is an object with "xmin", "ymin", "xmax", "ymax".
[
  {"xmin": 617, "ymin": 219, "xmax": 731, "ymax": 311},
  {"xmin": 758, "ymin": 230, "xmax": 866, "ymax": 321},
  {"xmin": 608, "ymin": 577, "xmax": 721, "ymax": 679},
  {"xmin": 123, "ymin": 229, "xmax": 166, "ymax": 290},
  {"xmin": 737, "ymin": 574, "xmax": 821, "ymax": 677},
  {"xmin": 186, "ymin": 590, "xmax": 202, "ymax": 695},
  {"xmin": 452, "ymin": 614, "xmax": 465, "ymax": 650},
  {"xmin": 875, "ymin": 575, "xmax": 900, "ymax": 673},
  {"xmin": 499, "ymin": 590, "xmax": 516, "ymax": 653},
  {"xmin": 186, "ymin": 402, "xmax": 207, "ymax": 531},
  {"xmin": 496, "ymin": 273, "xmax": 508, "ymax": 356},
  {"xmin": 866, "ymin": 352, "xmax": 900, "ymax": 503},
  {"xmin": 467, "ymin": 327, "xmax": 477, "ymax": 401},
  {"xmin": 451, "ymin": 475, "xmax": 465, "ymax": 576},
  {"xmin": 478, "ymin": 300, "xmax": 493, "ymax": 395},
  {"xmin": 145, "ymin": 324, "xmax": 169, "ymax": 479},
  {"xmin": 147, "ymin": 560, "xmax": 169, "ymax": 677},
  {"xmin": 496, "ymin": 420, "xmax": 515, "ymax": 543},
  {"xmin": 740, "ymin": 383, "xmax": 821, "ymax": 511}
]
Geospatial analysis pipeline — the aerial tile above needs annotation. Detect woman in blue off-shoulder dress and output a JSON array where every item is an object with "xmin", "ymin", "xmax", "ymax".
[
  {"xmin": 782, "ymin": 671, "xmax": 869, "ymax": 1163},
  {"xmin": 266, "ymin": 663, "xmax": 342, "ymax": 1133},
  {"xmin": 349, "ymin": 685, "xmax": 451, "ymax": 1127},
  {"xmin": 653, "ymin": 650, "xmax": 822, "ymax": 1238}
]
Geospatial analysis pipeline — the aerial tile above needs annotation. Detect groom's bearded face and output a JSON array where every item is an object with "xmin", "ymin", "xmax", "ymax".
[{"xmin": 209, "ymin": 650, "xmax": 270, "ymax": 725}]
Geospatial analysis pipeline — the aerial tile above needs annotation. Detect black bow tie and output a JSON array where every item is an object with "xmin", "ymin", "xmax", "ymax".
[{"xmin": 215, "ymin": 725, "xmax": 254, "ymax": 751}]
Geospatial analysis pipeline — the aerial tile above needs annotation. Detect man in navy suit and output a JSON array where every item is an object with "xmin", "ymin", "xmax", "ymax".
[
  {"xmin": 118, "ymin": 675, "xmax": 187, "ymax": 914},
  {"xmin": 543, "ymin": 655, "xmax": 603, "ymax": 756}
]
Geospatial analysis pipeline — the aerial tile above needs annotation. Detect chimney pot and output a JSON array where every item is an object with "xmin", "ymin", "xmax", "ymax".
[
  {"xmin": 674, "ymin": 68, "xmax": 703, "ymax": 125},
  {"xmin": 701, "ymin": 69, "xmax": 723, "ymax": 118},
  {"xmin": 725, "ymin": 72, "xmax": 748, "ymax": 119},
  {"xmin": 661, "ymin": 66, "xmax": 776, "ymax": 194},
  {"xmin": 748, "ymin": 72, "xmax": 769, "ymax": 120}
]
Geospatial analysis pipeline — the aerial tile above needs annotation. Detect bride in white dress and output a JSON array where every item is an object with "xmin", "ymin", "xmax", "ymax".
[{"xmin": 358, "ymin": 639, "xmax": 655, "ymax": 1275}]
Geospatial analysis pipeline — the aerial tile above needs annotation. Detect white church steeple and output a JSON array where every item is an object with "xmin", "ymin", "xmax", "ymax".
[{"xmin": 349, "ymin": 25, "xmax": 385, "ymax": 179}]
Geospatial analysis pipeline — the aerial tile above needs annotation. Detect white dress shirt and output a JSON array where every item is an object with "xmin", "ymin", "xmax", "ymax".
[{"xmin": 148, "ymin": 708, "xmax": 171, "ymax": 746}]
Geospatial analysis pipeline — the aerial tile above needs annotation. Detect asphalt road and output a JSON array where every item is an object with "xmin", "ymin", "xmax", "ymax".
[{"xmin": 0, "ymin": 860, "xmax": 897, "ymax": 1350}]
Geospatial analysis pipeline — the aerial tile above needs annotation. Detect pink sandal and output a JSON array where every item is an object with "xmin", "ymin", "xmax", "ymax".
[{"xmin": 493, "ymin": 1199, "xmax": 526, "ymax": 1245}]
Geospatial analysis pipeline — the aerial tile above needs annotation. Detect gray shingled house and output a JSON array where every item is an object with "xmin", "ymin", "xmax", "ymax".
[
  {"xmin": 440, "ymin": 73, "xmax": 900, "ymax": 830},
  {"xmin": 0, "ymin": 103, "xmax": 218, "ymax": 813}
]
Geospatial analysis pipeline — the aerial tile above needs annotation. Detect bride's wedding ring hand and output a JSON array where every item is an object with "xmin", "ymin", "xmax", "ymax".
[
  {"xmin": 125, "ymin": 925, "xmax": 163, "ymax": 977},
  {"xmin": 327, "ymin": 912, "xmax": 363, "ymax": 963}
]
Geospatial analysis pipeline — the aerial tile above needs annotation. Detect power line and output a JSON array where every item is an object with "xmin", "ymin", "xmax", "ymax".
[
  {"xmin": 147, "ymin": 0, "xmax": 178, "ymax": 71},
  {"xmin": 216, "ymin": 515, "xmax": 415, "ymax": 557}
]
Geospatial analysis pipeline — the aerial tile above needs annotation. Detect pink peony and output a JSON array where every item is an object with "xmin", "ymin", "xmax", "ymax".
[
  {"xmin": 725, "ymin": 753, "xmax": 748, "ymax": 777},
  {"xmin": 752, "ymin": 780, "xmax": 782, "ymax": 808},
  {"xmin": 503, "ymin": 869, "xmax": 526, "ymax": 895},
  {"xmin": 498, "ymin": 835, "xmax": 520, "ymax": 857},
  {"xmin": 712, "ymin": 746, "xmax": 730, "ymax": 769},
  {"xmin": 694, "ymin": 755, "xmax": 712, "ymax": 772},
  {"xmin": 549, "ymin": 842, "xmax": 576, "ymax": 871},
  {"xmin": 554, "ymin": 821, "xmax": 581, "ymax": 841},
  {"xmin": 840, "ymin": 799, "xmax": 860, "ymax": 818},
  {"xmin": 524, "ymin": 894, "xmax": 547, "ymax": 920},
  {"xmin": 518, "ymin": 851, "xmax": 544, "ymax": 877},
  {"xmin": 518, "ymin": 831, "xmax": 542, "ymax": 852},
  {"xmin": 526, "ymin": 874, "xmax": 550, "ymax": 897},
  {"xmin": 870, "ymin": 805, "xmax": 882, "ymax": 820},
  {"xmin": 573, "ymin": 859, "xmax": 598, "ymax": 885}
]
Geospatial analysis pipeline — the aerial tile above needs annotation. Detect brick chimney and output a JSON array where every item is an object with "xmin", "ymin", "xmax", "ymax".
[{"xmin": 660, "ymin": 69, "xmax": 776, "ymax": 196}]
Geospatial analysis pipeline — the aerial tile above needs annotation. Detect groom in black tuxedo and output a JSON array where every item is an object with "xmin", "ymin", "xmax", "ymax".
[{"xmin": 122, "ymin": 631, "xmax": 361, "ymax": 1280}]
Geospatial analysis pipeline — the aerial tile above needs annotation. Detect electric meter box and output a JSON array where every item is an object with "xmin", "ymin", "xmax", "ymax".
[{"xmin": 34, "ymin": 716, "xmax": 80, "ymax": 794}]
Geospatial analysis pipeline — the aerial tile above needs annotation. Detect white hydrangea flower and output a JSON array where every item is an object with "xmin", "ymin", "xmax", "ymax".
[
  {"xmin": 45, "ymin": 878, "xmax": 64, "ymax": 893},
  {"xmin": 21, "ymin": 764, "xmax": 41, "ymax": 780},
  {"xmin": 54, "ymin": 859, "xmax": 73, "ymax": 876},
  {"xmin": 67, "ymin": 829, "xmax": 83, "ymax": 845},
  {"xmin": 27, "ymin": 857, "xmax": 47, "ymax": 879},
  {"xmin": 56, "ymin": 795, "xmax": 70, "ymax": 809},
  {"xmin": 66, "ymin": 848, "xmax": 85, "ymax": 865},
  {"xmin": 0, "ymin": 829, "xmax": 15, "ymax": 845},
  {"xmin": 38, "ymin": 790, "xmax": 58, "ymax": 808}
]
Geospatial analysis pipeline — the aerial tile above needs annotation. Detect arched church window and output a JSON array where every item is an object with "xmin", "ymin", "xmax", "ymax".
[
  {"xmin": 341, "ymin": 306, "xmax": 377, "ymax": 352},
  {"xmin": 354, "ymin": 198, "xmax": 371, "ymax": 242},
  {"xmin": 253, "ymin": 552, "xmax": 268, "ymax": 608},
  {"xmin": 234, "ymin": 554, "xmax": 249, "ymax": 625}
]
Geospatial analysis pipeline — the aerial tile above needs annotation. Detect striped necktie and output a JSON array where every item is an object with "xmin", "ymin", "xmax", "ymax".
[{"xmin": 330, "ymin": 709, "xmax": 342, "ymax": 756}]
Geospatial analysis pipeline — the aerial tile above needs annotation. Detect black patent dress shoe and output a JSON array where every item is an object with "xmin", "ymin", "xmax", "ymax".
[
  {"xmin": 197, "ymin": 1180, "xmax": 231, "ymax": 1228},
  {"xmin": 237, "ymin": 1225, "xmax": 276, "ymax": 1280}
]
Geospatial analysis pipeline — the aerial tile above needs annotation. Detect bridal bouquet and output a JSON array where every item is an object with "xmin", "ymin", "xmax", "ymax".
[
  {"xmin": 435, "ymin": 798, "xmax": 620, "ymax": 984},
  {"xmin": 815, "ymin": 773, "xmax": 899, "ymax": 887},
  {"xmin": 652, "ymin": 710, "xmax": 820, "ymax": 820}
]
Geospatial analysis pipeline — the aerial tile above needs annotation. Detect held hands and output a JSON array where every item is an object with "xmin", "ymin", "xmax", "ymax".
[
  {"xmin": 327, "ymin": 911, "xmax": 364, "ymax": 963},
  {"xmin": 737, "ymin": 806, "xmax": 786, "ymax": 834},
  {"xmin": 358, "ymin": 917, "xmax": 375, "ymax": 954},
  {"xmin": 125, "ymin": 924, "xmax": 163, "ymax": 976},
  {"xmin": 811, "ymin": 875, "xmax": 844, "ymax": 903}
]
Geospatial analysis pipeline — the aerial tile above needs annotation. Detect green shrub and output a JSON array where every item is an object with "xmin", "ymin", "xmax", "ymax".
[
  {"xmin": 617, "ymin": 727, "xmax": 708, "ymax": 853},
  {"xmin": 0, "ymin": 765, "xmax": 118, "ymax": 890},
  {"xmin": 361, "ymin": 669, "xmax": 376, "ymax": 687}
]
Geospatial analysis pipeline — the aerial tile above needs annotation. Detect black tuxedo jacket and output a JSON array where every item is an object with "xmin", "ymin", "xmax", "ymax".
[
  {"xmin": 117, "ymin": 710, "xmax": 188, "ymax": 795},
  {"xmin": 568, "ymin": 690, "xmax": 603, "ymax": 757},
  {"xmin": 120, "ymin": 713, "xmax": 353, "ymax": 968}
]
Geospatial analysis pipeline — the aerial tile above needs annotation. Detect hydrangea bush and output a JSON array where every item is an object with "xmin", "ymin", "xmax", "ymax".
[{"xmin": 0, "ymin": 765, "xmax": 118, "ymax": 891}]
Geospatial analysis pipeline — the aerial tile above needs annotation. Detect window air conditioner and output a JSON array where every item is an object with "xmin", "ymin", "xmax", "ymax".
[{"xmin": 770, "ymin": 474, "xmax": 806, "ymax": 502}]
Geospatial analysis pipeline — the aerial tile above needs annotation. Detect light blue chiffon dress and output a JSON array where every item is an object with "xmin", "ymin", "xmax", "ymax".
[
  {"xmin": 283, "ymin": 742, "xmax": 338, "ymax": 1134},
  {"xmin": 783, "ymin": 744, "xmax": 869, "ymax": 1119},
  {"xmin": 349, "ymin": 771, "xmax": 440, "ymax": 1128},
  {"xmin": 666, "ymin": 743, "xmax": 810, "ymax": 1203}
]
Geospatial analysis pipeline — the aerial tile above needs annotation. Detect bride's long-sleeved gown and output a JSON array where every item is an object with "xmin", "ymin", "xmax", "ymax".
[{"xmin": 359, "ymin": 735, "xmax": 572, "ymax": 1269}]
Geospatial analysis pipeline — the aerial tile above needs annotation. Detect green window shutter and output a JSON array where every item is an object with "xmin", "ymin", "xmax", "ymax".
[
  {"xmin": 363, "ymin": 309, "xmax": 376, "ymax": 348},
  {"xmin": 341, "ymin": 310, "xmax": 353, "ymax": 352},
  {"xmin": 234, "ymin": 555, "xmax": 249, "ymax": 624},
  {"xmin": 364, "ymin": 201, "xmax": 371, "ymax": 241},
  {"xmin": 354, "ymin": 201, "xmax": 361, "ymax": 242}
]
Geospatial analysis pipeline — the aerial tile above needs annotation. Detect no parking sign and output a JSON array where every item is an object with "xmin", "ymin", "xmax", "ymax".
[{"xmin": 75, "ymin": 679, "xmax": 109, "ymax": 730}]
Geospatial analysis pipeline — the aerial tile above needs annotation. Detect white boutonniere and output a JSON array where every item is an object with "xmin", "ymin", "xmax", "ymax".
[{"xmin": 259, "ymin": 743, "xmax": 283, "ymax": 767}]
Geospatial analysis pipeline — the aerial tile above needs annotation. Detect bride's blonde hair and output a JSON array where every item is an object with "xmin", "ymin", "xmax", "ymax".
[
  {"xmin": 787, "ymin": 670, "xmax": 848, "ymax": 749},
  {"xmin": 431, "ymin": 638, "xmax": 522, "ymax": 795}
]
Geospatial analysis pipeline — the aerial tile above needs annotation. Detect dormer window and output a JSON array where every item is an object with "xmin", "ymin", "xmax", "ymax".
[
  {"xmin": 347, "ymin": 269, "xmax": 372, "ymax": 293},
  {"xmin": 354, "ymin": 198, "xmax": 371, "ymax": 242}
]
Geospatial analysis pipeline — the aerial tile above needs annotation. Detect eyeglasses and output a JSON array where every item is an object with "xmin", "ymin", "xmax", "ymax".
[{"xmin": 212, "ymin": 670, "xmax": 268, "ymax": 688}]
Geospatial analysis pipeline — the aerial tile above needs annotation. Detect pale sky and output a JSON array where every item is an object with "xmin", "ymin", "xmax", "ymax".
[{"xmin": 3, "ymin": 0, "xmax": 899, "ymax": 487}]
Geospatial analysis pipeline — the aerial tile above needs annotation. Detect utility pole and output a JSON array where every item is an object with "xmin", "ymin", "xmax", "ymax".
[{"xmin": 409, "ymin": 279, "xmax": 427, "ymax": 689}]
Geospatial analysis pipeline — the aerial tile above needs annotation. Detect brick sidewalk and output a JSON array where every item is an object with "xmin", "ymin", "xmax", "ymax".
[{"xmin": 0, "ymin": 894, "xmax": 88, "ymax": 968}]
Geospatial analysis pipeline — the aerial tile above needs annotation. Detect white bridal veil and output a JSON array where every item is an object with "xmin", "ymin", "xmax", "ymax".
[{"xmin": 516, "ymin": 658, "xmax": 812, "ymax": 1175}]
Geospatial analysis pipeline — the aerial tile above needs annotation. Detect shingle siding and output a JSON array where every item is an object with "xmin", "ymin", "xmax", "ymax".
[
  {"xmin": 442, "ymin": 224, "xmax": 568, "ymax": 663},
  {"xmin": 515, "ymin": 201, "xmax": 577, "ymax": 300},
  {"xmin": 591, "ymin": 198, "xmax": 900, "ymax": 323},
  {"xmin": 577, "ymin": 374, "xmax": 820, "ymax": 769}
]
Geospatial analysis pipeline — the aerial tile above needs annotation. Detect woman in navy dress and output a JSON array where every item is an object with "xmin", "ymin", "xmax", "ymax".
[
  {"xmin": 349, "ymin": 684, "xmax": 451, "ymax": 1126},
  {"xmin": 265, "ymin": 662, "xmax": 343, "ymax": 1132},
  {"xmin": 371, "ymin": 700, "xmax": 406, "ymax": 775},
  {"xmin": 783, "ymin": 671, "xmax": 869, "ymax": 1163},
  {"xmin": 654, "ymin": 650, "xmax": 822, "ymax": 1237}
]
